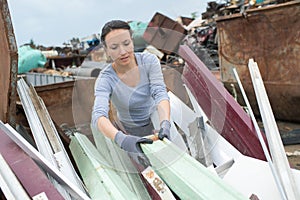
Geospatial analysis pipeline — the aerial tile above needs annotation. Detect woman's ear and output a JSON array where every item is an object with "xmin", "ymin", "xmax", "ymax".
[
  {"xmin": 105, "ymin": 53, "xmax": 113, "ymax": 63},
  {"xmin": 103, "ymin": 46, "xmax": 111, "ymax": 63}
]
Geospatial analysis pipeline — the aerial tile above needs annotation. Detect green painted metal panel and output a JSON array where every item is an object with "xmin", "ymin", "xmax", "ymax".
[
  {"xmin": 70, "ymin": 133, "xmax": 141, "ymax": 200},
  {"xmin": 141, "ymin": 139, "xmax": 248, "ymax": 200},
  {"xmin": 91, "ymin": 126, "xmax": 151, "ymax": 200}
]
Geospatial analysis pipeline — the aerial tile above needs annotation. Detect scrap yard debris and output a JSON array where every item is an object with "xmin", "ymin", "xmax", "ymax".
[{"xmin": 1, "ymin": 0, "xmax": 300, "ymax": 199}]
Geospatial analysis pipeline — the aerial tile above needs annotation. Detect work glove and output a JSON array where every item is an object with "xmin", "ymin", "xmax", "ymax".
[
  {"xmin": 158, "ymin": 120, "xmax": 171, "ymax": 140},
  {"xmin": 114, "ymin": 131, "xmax": 153, "ymax": 167}
]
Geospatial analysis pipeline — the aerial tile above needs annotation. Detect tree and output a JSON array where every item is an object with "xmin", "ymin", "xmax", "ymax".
[{"xmin": 191, "ymin": 11, "xmax": 199, "ymax": 19}]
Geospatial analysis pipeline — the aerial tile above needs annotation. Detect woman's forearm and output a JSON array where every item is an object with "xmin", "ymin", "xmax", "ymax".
[
  {"xmin": 97, "ymin": 116, "xmax": 119, "ymax": 140},
  {"xmin": 157, "ymin": 99, "xmax": 170, "ymax": 123}
]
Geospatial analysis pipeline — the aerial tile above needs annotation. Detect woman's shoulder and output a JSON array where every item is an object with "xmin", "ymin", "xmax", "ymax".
[
  {"xmin": 135, "ymin": 52, "xmax": 157, "ymax": 60},
  {"xmin": 98, "ymin": 63, "xmax": 114, "ymax": 77},
  {"xmin": 95, "ymin": 64, "xmax": 115, "ymax": 89},
  {"xmin": 135, "ymin": 52, "xmax": 159, "ymax": 68}
]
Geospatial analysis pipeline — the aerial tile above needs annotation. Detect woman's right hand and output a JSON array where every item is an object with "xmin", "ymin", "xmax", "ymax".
[{"xmin": 114, "ymin": 131, "xmax": 153, "ymax": 166}]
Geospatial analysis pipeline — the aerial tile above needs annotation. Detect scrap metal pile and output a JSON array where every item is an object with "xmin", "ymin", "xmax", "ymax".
[{"xmin": 1, "ymin": 0, "xmax": 300, "ymax": 199}]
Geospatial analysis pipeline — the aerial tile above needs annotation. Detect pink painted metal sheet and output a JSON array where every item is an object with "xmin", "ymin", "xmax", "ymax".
[
  {"xmin": 0, "ymin": 123, "xmax": 64, "ymax": 199},
  {"xmin": 179, "ymin": 45, "xmax": 267, "ymax": 161}
]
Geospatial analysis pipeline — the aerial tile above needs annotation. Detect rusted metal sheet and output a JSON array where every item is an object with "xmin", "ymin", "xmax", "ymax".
[
  {"xmin": 36, "ymin": 79, "xmax": 95, "ymax": 139},
  {"xmin": 0, "ymin": 0, "xmax": 18, "ymax": 126},
  {"xmin": 179, "ymin": 45, "xmax": 267, "ymax": 161},
  {"xmin": 216, "ymin": 1, "xmax": 300, "ymax": 122},
  {"xmin": 143, "ymin": 12, "xmax": 187, "ymax": 54},
  {"xmin": 16, "ymin": 78, "xmax": 96, "ymax": 144},
  {"xmin": 33, "ymin": 81, "xmax": 76, "ymax": 127}
]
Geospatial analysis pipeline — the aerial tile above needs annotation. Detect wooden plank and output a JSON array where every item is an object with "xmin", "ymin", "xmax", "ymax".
[
  {"xmin": 179, "ymin": 44, "xmax": 267, "ymax": 161},
  {"xmin": 1, "ymin": 122, "xmax": 91, "ymax": 200},
  {"xmin": 248, "ymin": 59, "xmax": 300, "ymax": 200},
  {"xmin": 141, "ymin": 139, "xmax": 248, "ymax": 200},
  {"xmin": 0, "ymin": 121, "xmax": 64, "ymax": 200},
  {"xmin": 70, "ymin": 132, "xmax": 144, "ymax": 200}
]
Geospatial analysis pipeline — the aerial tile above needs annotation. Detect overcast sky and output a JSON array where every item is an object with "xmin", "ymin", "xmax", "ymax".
[{"xmin": 7, "ymin": 0, "xmax": 214, "ymax": 47}]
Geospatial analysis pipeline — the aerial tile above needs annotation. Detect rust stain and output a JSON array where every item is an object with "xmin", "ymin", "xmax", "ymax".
[
  {"xmin": 217, "ymin": 1, "xmax": 300, "ymax": 122},
  {"xmin": 143, "ymin": 12, "xmax": 187, "ymax": 54},
  {"xmin": 0, "ymin": 0, "xmax": 18, "ymax": 126}
]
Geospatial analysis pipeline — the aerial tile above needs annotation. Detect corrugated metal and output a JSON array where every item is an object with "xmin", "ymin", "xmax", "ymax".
[
  {"xmin": 0, "ymin": 0, "xmax": 18, "ymax": 126},
  {"xmin": 25, "ymin": 72, "xmax": 76, "ymax": 86},
  {"xmin": 216, "ymin": 1, "xmax": 300, "ymax": 122}
]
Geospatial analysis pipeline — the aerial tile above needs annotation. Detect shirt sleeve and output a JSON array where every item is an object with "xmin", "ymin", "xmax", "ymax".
[
  {"xmin": 147, "ymin": 53, "xmax": 169, "ymax": 104},
  {"xmin": 91, "ymin": 71, "xmax": 112, "ymax": 129}
]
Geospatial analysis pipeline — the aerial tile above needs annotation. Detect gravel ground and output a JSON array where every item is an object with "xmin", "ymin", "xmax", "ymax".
[{"xmin": 258, "ymin": 120, "xmax": 300, "ymax": 170}]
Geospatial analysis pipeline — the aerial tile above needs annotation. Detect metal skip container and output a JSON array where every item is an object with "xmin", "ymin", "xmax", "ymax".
[{"xmin": 216, "ymin": 1, "xmax": 300, "ymax": 122}]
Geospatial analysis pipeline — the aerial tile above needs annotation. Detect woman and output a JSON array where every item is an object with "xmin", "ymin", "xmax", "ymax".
[{"xmin": 92, "ymin": 20, "xmax": 171, "ymax": 165}]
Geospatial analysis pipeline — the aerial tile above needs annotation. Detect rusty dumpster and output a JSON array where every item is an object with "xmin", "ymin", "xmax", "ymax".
[{"xmin": 216, "ymin": 1, "xmax": 300, "ymax": 122}]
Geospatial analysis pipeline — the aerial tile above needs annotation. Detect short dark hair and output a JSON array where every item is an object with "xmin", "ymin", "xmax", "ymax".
[{"xmin": 100, "ymin": 20, "xmax": 132, "ymax": 46}]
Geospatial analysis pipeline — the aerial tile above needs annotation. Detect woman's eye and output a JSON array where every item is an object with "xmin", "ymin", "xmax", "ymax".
[
  {"xmin": 110, "ymin": 45, "xmax": 118, "ymax": 50},
  {"xmin": 123, "ymin": 40, "xmax": 131, "ymax": 46}
]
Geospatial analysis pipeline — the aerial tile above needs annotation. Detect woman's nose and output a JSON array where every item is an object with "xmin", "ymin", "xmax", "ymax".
[{"xmin": 119, "ymin": 45, "xmax": 127, "ymax": 54}]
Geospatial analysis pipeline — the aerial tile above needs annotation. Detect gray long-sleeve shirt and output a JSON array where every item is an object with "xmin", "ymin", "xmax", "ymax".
[{"xmin": 92, "ymin": 52, "xmax": 169, "ymax": 129}]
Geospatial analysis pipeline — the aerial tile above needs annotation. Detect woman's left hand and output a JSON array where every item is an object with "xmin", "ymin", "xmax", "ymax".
[{"xmin": 158, "ymin": 120, "xmax": 171, "ymax": 140}]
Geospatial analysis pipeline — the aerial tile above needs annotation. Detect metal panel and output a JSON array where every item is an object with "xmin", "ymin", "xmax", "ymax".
[
  {"xmin": 70, "ymin": 132, "xmax": 147, "ymax": 200},
  {"xmin": 232, "ymin": 67, "xmax": 286, "ymax": 199},
  {"xmin": 216, "ymin": 1, "xmax": 300, "ymax": 122},
  {"xmin": 17, "ymin": 78, "xmax": 87, "ymax": 199},
  {"xmin": 0, "ymin": 154, "xmax": 31, "ymax": 200},
  {"xmin": 0, "ymin": 0, "xmax": 18, "ymax": 126},
  {"xmin": 1, "ymin": 122, "xmax": 91, "ymax": 200},
  {"xmin": 91, "ymin": 126, "xmax": 152, "ymax": 200},
  {"xmin": 248, "ymin": 59, "xmax": 300, "ymax": 199},
  {"xmin": 143, "ymin": 12, "xmax": 187, "ymax": 54},
  {"xmin": 28, "ymin": 84, "xmax": 87, "ymax": 194},
  {"xmin": 160, "ymin": 88, "xmax": 300, "ymax": 199},
  {"xmin": 25, "ymin": 72, "xmax": 76, "ymax": 86},
  {"xmin": 179, "ymin": 45, "xmax": 267, "ymax": 161},
  {"xmin": 32, "ymin": 81, "xmax": 76, "ymax": 127},
  {"xmin": 141, "ymin": 139, "xmax": 248, "ymax": 200},
  {"xmin": 28, "ymin": 78, "xmax": 96, "ymax": 130},
  {"xmin": 0, "ymin": 122, "xmax": 64, "ymax": 199}
]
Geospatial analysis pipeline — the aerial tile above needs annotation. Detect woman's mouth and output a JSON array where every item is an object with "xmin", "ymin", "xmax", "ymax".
[{"xmin": 120, "ymin": 56, "xmax": 129, "ymax": 62}]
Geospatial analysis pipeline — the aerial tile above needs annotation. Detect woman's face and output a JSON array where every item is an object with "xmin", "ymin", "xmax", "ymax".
[{"xmin": 105, "ymin": 29, "xmax": 134, "ymax": 66}]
